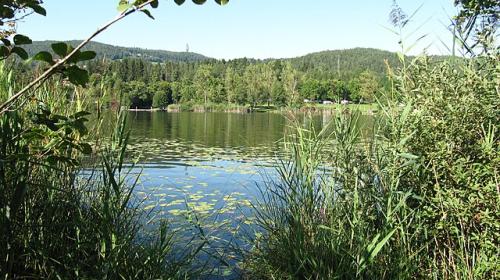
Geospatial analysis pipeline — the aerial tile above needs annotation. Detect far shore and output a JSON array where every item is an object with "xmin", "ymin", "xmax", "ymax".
[{"xmin": 126, "ymin": 103, "xmax": 377, "ymax": 115}]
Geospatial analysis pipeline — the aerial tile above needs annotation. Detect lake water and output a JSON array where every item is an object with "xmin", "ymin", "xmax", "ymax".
[
  {"xmin": 124, "ymin": 111, "xmax": 371, "ymax": 278},
  {"xmin": 126, "ymin": 111, "xmax": 334, "ymax": 213}
]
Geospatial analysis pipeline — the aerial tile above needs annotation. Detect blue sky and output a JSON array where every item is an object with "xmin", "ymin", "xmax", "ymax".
[{"xmin": 18, "ymin": 0, "xmax": 458, "ymax": 59}]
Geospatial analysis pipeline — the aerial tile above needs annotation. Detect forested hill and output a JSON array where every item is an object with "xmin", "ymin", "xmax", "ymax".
[
  {"xmin": 26, "ymin": 41, "xmax": 402, "ymax": 77},
  {"xmin": 25, "ymin": 40, "xmax": 209, "ymax": 63},
  {"xmin": 286, "ymin": 48, "xmax": 401, "ymax": 80}
]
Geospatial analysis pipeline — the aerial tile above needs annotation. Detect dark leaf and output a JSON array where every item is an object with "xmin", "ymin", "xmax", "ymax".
[
  {"xmin": 192, "ymin": 0, "xmax": 207, "ymax": 4},
  {"xmin": 13, "ymin": 34, "xmax": 32, "ymax": 45},
  {"xmin": 141, "ymin": 9, "xmax": 155, "ymax": 19},
  {"xmin": 67, "ymin": 50, "xmax": 81, "ymax": 64},
  {"xmin": 33, "ymin": 51, "xmax": 54, "ymax": 65},
  {"xmin": 78, "ymin": 51, "xmax": 96, "ymax": 61},
  {"xmin": 215, "ymin": 0, "xmax": 229, "ymax": 5},
  {"xmin": 51, "ymin": 42, "xmax": 69, "ymax": 57},
  {"xmin": 174, "ymin": 0, "xmax": 186, "ymax": 5},
  {"xmin": 79, "ymin": 143, "xmax": 92, "ymax": 155},
  {"xmin": 31, "ymin": 5, "xmax": 47, "ymax": 16},
  {"xmin": 151, "ymin": 0, "xmax": 159, "ymax": 8},
  {"xmin": 0, "ymin": 46, "xmax": 9, "ymax": 58},
  {"xmin": 1, "ymin": 8, "xmax": 15, "ymax": 19},
  {"xmin": 65, "ymin": 66, "xmax": 89, "ymax": 86},
  {"xmin": 12, "ymin": 47, "xmax": 28, "ymax": 60},
  {"xmin": 1, "ymin": 38, "xmax": 11, "ymax": 46},
  {"xmin": 73, "ymin": 111, "xmax": 91, "ymax": 119}
]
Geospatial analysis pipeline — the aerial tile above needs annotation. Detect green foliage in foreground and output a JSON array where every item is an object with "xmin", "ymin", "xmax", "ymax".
[
  {"xmin": 0, "ymin": 67, "xmax": 208, "ymax": 278},
  {"xmin": 244, "ymin": 50, "xmax": 499, "ymax": 279}
]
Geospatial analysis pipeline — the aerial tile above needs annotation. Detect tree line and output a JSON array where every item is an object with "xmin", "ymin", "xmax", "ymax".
[
  {"xmin": 82, "ymin": 49, "xmax": 394, "ymax": 109},
  {"xmin": 12, "ymin": 44, "xmax": 416, "ymax": 110}
]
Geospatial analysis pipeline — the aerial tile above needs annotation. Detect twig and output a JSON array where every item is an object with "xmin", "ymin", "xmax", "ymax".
[{"xmin": 0, "ymin": 0, "xmax": 156, "ymax": 115}]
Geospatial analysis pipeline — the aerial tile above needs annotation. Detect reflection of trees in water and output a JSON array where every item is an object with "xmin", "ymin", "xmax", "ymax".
[{"xmin": 125, "ymin": 111, "xmax": 374, "ymax": 164}]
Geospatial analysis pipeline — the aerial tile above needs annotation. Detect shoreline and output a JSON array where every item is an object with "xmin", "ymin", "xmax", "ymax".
[{"xmin": 126, "ymin": 103, "xmax": 377, "ymax": 115}]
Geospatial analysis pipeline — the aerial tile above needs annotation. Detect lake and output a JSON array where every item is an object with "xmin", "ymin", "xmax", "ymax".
[
  {"xmin": 123, "ymin": 111, "xmax": 371, "ymax": 278},
  {"xmin": 126, "ymin": 111, "xmax": 335, "ymax": 213}
]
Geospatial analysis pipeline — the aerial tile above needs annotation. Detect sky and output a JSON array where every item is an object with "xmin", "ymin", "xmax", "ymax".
[{"xmin": 18, "ymin": 0, "xmax": 459, "ymax": 59}]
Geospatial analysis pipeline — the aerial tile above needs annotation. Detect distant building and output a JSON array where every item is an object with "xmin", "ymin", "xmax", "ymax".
[
  {"xmin": 323, "ymin": 100, "xmax": 333, "ymax": 105},
  {"xmin": 341, "ymin": 99, "xmax": 349, "ymax": 105}
]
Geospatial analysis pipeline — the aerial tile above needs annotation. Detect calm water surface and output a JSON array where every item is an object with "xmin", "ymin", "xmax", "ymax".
[
  {"xmin": 124, "ymin": 111, "xmax": 371, "ymax": 278},
  {"xmin": 127, "ymin": 111, "xmax": 332, "ymax": 210}
]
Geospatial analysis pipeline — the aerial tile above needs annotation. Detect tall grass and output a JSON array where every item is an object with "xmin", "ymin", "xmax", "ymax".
[
  {"xmin": 245, "ymin": 48, "xmax": 498, "ymax": 279},
  {"xmin": 245, "ymin": 110, "xmax": 422, "ymax": 279},
  {"xmin": 0, "ymin": 64, "xmax": 206, "ymax": 278}
]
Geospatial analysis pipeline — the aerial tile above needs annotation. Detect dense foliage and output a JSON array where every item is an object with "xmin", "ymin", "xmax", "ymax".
[{"xmin": 13, "ymin": 45, "xmax": 405, "ymax": 109}]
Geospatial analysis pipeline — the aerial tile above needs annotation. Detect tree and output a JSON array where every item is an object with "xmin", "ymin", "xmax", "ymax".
[
  {"xmin": 271, "ymin": 80, "xmax": 286, "ymax": 106},
  {"xmin": 259, "ymin": 63, "xmax": 276, "ymax": 106},
  {"xmin": 224, "ymin": 66, "xmax": 238, "ymax": 103},
  {"xmin": 243, "ymin": 64, "xmax": 261, "ymax": 107},
  {"xmin": 151, "ymin": 81, "xmax": 172, "ymax": 109},
  {"xmin": 193, "ymin": 64, "xmax": 213, "ymax": 104},
  {"xmin": 281, "ymin": 62, "xmax": 300, "ymax": 106},
  {"xmin": 357, "ymin": 70, "xmax": 379, "ymax": 103},
  {"xmin": 299, "ymin": 78, "xmax": 329, "ymax": 101}
]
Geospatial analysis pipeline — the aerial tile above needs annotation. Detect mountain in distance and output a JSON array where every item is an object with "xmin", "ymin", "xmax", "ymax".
[
  {"xmin": 26, "ymin": 41, "xmax": 438, "ymax": 80},
  {"xmin": 286, "ymin": 48, "xmax": 402, "ymax": 79},
  {"xmin": 25, "ymin": 40, "xmax": 210, "ymax": 63}
]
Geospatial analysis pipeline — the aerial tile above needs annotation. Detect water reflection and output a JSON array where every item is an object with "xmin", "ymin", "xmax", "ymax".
[{"xmin": 121, "ymin": 111, "xmax": 373, "ymax": 279}]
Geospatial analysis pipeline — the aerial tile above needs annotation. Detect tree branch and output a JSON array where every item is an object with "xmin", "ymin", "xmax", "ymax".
[{"xmin": 0, "ymin": 0, "xmax": 156, "ymax": 115}]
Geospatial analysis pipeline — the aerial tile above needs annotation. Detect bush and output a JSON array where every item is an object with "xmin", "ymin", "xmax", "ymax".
[
  {"xmin": 246, "ymin": 52, "xmax": 499, "ymax": 279},
  {"xmin": 389, "ymin": 54, "xmax": 500, "ymax": 278}
]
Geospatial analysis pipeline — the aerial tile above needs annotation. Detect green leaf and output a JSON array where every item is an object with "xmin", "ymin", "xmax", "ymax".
[
  {"xmin": 77, "ymin": 51, "xmax": 97, "ymax": 61},
  {"xmin": 72, "ymin": 111, "xmax": 91, "ymax": 119},
  {"xmin": 151, "ymin": 0, "xmax": 159, "ymax": 8},
  {"xmin": 12, "ymin": 47, "xmax": 28, "ymax": 60},
  {"xmin": 65, "ymin": 66, "xmax": 89, "ymax": 86},
  {"xmin": 368, "ymin": 228, "xmax": 397, "ymax": 262},
  {"xmin": 117, "ymin": 1, "xmax": 132, "ymax": 12},
  {"xmin": 51, "ymin": 42, "xmax": 69, "ymax": 57},
  {"xmin": 192, "ymin": 0, "xmax": 207, "ymax": 4},
  {"xmin": 79, "ymin": 143, "xmax": 92, "ymax": 155},
  {"xmin": 31, "ymin": 4, "xmax": 47, "ymax": 16},
  {"xmin": 399, "ymin": 152, "xmax": 418, "ymax": 160},
  {"xmin": 215, "ymin": 0, "xmax": 229, "ymax": 5},
  {"xmin": 13, "ymin": 34, "xmax": 32, "ymax": 45},
  {"xmin": 33, "ymin": 51, "xmax": 54, "ymax": 65},
  {"xmin": 0, "ymin": 46, "xmax": 9, "ymax": 58},
  {"xmin": 174, "ymin": 0, "xmax": 186, "ymax": 5},
  {"xmin": 1, "ymin": 39, "xmax": 11, "ymax": 46},
  {"xmin": 141, "ymin": 9, "xmax": 155, "ymax": 19}
]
